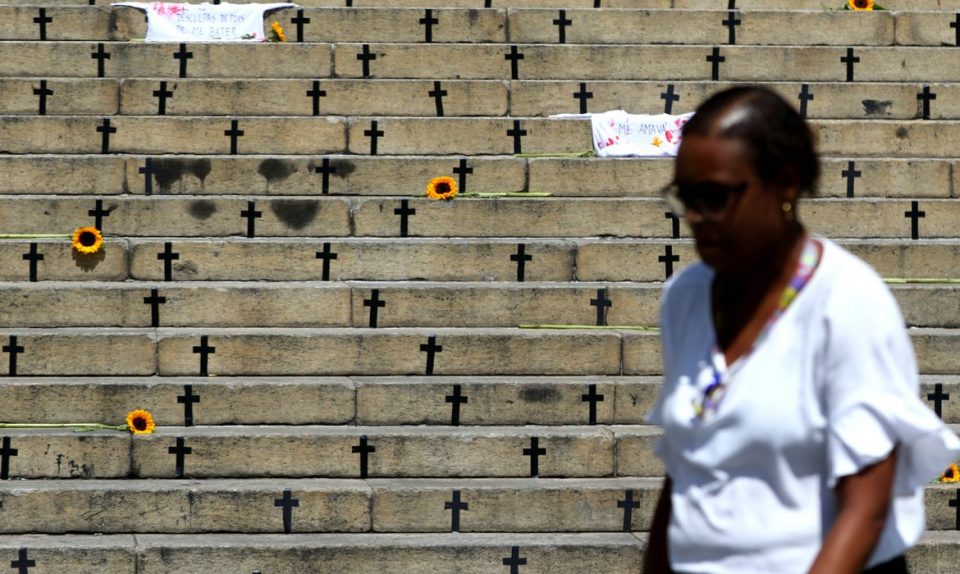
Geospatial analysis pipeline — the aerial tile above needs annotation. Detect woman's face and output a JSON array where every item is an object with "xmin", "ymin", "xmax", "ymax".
[{"xmin": 673, "ymin": 133, "xmax": 797, "ymax": 274}]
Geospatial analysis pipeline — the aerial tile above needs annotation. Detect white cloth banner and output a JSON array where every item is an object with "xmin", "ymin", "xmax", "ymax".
[
  {"xmin": 112, "ymin": 2, "xmax": 296, "ymax": 42},
  {"xmin": 552, "ymin": 110, "xmax": 695, "ymax": 157}
]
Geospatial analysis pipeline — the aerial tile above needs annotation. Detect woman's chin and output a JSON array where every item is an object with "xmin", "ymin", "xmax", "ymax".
[{"xmin": 695, "ymin": 242, "xmax": 736, "ymax": 272}]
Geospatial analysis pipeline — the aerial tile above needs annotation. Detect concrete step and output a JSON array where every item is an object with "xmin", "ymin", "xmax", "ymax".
[
  {"xmin": 0, "ymin": 239, "xmax": 128, "ymax": 282},
  {"xmin": 25, "ymin": 0, "xmax": 960, "ymax": 9}
]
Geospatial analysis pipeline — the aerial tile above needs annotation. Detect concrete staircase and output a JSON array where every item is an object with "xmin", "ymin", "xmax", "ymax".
[{"xmin": 1, "ymin": 1, "xmax": 960, "ymax": 572}]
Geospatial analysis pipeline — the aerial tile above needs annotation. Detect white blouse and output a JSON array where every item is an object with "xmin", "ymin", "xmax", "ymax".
[{"xmin": 648, "ymin": 238, "xmax": 960, "ymax": 574}]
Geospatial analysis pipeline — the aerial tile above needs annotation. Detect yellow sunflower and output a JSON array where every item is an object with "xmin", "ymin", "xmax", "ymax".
[
  {"xmin": 941, "ymin": 463, "xmax": 960, "ymax": 483},
  {"xmin": 71, "ymin": 226, "xmax": 103, "ymax": 255},
  {"xmin": 847, "ymin": 0, "xmax": 874, "ymax": 10},
  {"xmin": 125, "ymin": 409, "xmax": 156, "ymax": 434},
  {"xmin": 426, "ymin": 176, "xmax": 459, "ymax": 201},
  {"xmin": 271, "ymin": 21, "xmax": 287, "ymax": 42}
]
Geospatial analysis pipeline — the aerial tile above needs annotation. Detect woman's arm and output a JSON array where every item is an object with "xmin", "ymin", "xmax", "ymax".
[
  {"xmin": 643, "ymin": 476, "xmax": 672, "ymax": 574},
  {"xmin": 807, "ymin": 449, "xmax": 897, "ymax": 574}
]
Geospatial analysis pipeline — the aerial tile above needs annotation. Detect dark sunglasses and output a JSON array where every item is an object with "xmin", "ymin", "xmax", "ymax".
[{"xmin": 661, "ymin": 180, "xmax": 750, "ymax": 219}]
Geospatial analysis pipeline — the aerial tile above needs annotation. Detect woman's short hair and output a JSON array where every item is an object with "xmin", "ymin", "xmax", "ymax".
[{"xmin": 682, "ymin": 86, "xmax": 819, "ymax": 196}]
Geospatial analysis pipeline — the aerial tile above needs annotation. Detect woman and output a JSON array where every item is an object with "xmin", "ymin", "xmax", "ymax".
[{"xmin": 643, "ymin": 86, "xmax": 960, "ymax": 574}]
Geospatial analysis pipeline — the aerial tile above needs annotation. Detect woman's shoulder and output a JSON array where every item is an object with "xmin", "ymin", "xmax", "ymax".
[
  {"xmin": 663, "ymin": 261, "xmax": 713, "ymax": 299},
  {"xmin": 816, "ymin": 238, "xmax": 903, "ymax": 325}
]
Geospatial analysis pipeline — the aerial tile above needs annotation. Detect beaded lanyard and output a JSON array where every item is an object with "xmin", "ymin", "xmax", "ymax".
[{"xmin": 693, "ymin": 237, "xmax": 821, "ymax": 420}]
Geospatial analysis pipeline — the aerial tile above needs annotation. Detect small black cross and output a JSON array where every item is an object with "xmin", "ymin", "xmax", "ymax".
[
  {"xmin": 949, "ymin": 488, "xmax": 960, "ymax": 530},
  {"xmin": 22, "ymin": 243, "xmax": 43, "ymax": 282},
  {"xmin": 274, "ymin": 489, "xmax": 300, "ymax": 534},
  {"xmin": 452, "ymin": 158, "xmax": 473, "ymax": 193},
  {"xmin": 419, "ymin": 9, "xmax": 439, "ymax": 43},
  {"xmin": 420, "ymin": 335, "xmax": 443, "ymax": 375},
  {"xmin": 444, "ymin": 490, "xmax": 469, "ymax": 532},
  {"xmin": 798, "ymin": 84, "xmax": 814, "ymax": 118},
  {"xmin": 661, "ymin": 83, "xmax": 680, "ymax": 114},
  {"xmin": 918, "ymin": 85, "xmax": 937, "ymax": 120},
  {"xmin": 89, "ymin": 199, "xmax": 110, "ymax": 231},
  {"xmin": 33, "ymin": 80, "xmax": 52, "ymax": 115},
  {"xmin": 168, "ymin": 436, "xmax": 192, "ymax": 478},
  {"xmin": 394, "ymin": 199, "xmax": 416, "ymax": 237},
  {"xmin": 96, "ymin": 118, "xmax": 116, "ymax": 154},
  {"xmin": 928, "ymin": 383, "xmax": 950, "ymax": 419},
  {"xmin": 905, "ymin": 201, "xmax": 926, "ymax": 240},
  {"xmin": 445, "ymin": 384, "xmax": 468, "ymax": 426},
  {"xmin": 573, "ymin": 82, "xmax": 593, "ymax": 114},
  {"xmin": 523, "ymin": 437, "xmax": 546, "ymax": 477},
  {"xmin": 706, "ymin": 47, "xmax": 725, "ymax": 81},
  {"xmin": 590, "ymin": 288, "xmax": 612, "ymax": 326},
  {"xmin": 10, "ymin": 548, "xmax": 34, "ymax": 574},
  {"xmin": 357, "ymin": 44, "xmax": 376, "ymax": 78},
  {"xmin": 352, "ymin": 435, "xmax": 375, "ymax": 478},
  {"xmin": 507, "ymin": 120, "xmax": 527, "ymax": 154},
  {"xmin": 139, "ymin": 157, "xmax": 155, "ymax": 195},
  {"xmin": 581, "ymin": 384, "xmax": 604, "ymax": 425},
  {"xmin": 841, "ymin": 47, "xmax": 859, "ymax": 82},
  {"xmin": 363, "ymin": 289, "xmax": 386, "ymax": 328},
  {"xmin": 503, "ymin": 547, "xmax": 527, "ymax": 574},
  {"xmin": 617, "ymin": 489, "xmax": 641, "ymax": 533},
  {"xmin": 315, "ymin": 158, "xmax": 336, "ymax": 194},
  {"xmin": 553, "ymin": 10, "xmax": 572, "ymax": 44},
  {"xmin": 429, "ymin": 81, "xmax": 448, "ymax": 117},
  {"xmin": 659, "ymin": 245, "xmax": 680, "ymax": 279},
  {"xmin": 3, "ymin": 337, "xmax": 24, "ymax": 377},
  {"xmin": 291, "ymin": 9, "xmax": 311, "ymax": 42},
  {"xmin": 225, "ymin": 119, "xmax": 244, "ymax": 155},
  {"xmin": 511, "ymin": 243, "xmax": 532, "ymax": 282},
  {"xmin": 728, "ymin": 0, "xmax": 737, "ymax": 7},
  {"xmin": 364, "ymin": 120, "xmax": 384, "ymax": 155},
  {"xmin": 665, "ymin": 212, "xmax": 680, "ymax": 239},
  {"xmin": 34, "ymin": 8, "xmax": 52, "ymax": 41},
  {"xmin": 158, "ymin": 242, "xmax": 180, "ymax": 282},
  {"xmin": 143, "ymin": 288, "xmax": 166, "ymax": 328},
  {"xmin": 192, "ymin": 335, "xmax": 216, "ymax": 376},
  {"xmin": 91, "ymin": 42, "xmax": 110, "ymax": 78},
  {"xmin": 842, "ymin": 161, "xmax": 861, "ymax": 198},
  {"xmin": 0, "ymin": 437, "xmax": 18, "ymax": 480},
  {"xmin": 177, "ymin": 384, "xmax": 201, "ymax": 426},
  {"xmin": 153, "ymin": 81, "xmax": 173, "ymax": 115},
  {"xmin": 722, "ymin": 10, "xmax": 741, "ymax": 45},
  {"xmin": 174, "ymin": 43, "xmax": 193, "ymax": 78},
  {"xmin": 307, "ymin": 80, "xmax": 326, "ymax": 116},
  {"xmin": 950, "ymin": 13, "xmax": 960, "ymax": 46},
  {"xmin": 315, "ymin": 242, "xmax": 338, "ymax": 281},
  {"xmin": 241, "ymin": 200, "xmax": 262, "ymax": 238},
  {"xmin": 505, "ymin": 45, "xmax": 524, "ymax": 80}
]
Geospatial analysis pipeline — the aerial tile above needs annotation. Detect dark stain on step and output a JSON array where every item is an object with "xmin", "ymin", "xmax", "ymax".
[
  {"xmin": 257, "ymin": 158, "xmax": 295, "ymax": 182},
  {"xmin": 520, "ymin": 386, "xmax": 561, "ymax": 403},
  {"xmin": 895, "ymin": 127, "xmax": 909, "ymax": 139},
  {"xmin": 152, "ymin": 158, "xmax": 212, "ymax": 192},
  {"xmin": 188, "ymin": 200, "xmax": 217, "ymax": 220},
  {"xmin": 309, "ymin": 158, "xmax": 356, "ymax": 179},
  {"xmin": 861, "ymin": 100, "xmax": 892, "ymax": 116},
  {"xmin": 271, "ymin": 200, "xmax": 319, "ymax": 229}
]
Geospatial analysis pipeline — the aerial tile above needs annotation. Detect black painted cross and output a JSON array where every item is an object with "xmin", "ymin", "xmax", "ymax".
[
  {"xmin": 905, "ymin": 200, "xmax": 925, "ymax": 240},
  {"xmin": 225, "ymin": 119, "xmax": 244, "ymax": 155},
  {"xmin": 573, "ymin": 82, "xmax": 593, "ymax": 114},
  {"xmin": 192, "ymin": 335, "xmax": 216, "ymax": 376},
  {"xmin": 394, "ymin": 199, "xmax": 416, "ymax": 237},
  {"xmin": 507, "ymin": 120, "xmax": 527, "ymax": 154},
  {"xmin": 618, "ymin": 489, "xmax": 641, "ymax": 532},
  {"xmin": 22, "ymin": 243, "xmax": 43, "ymax": 282},
  {"xmin": 364, "ymin": 120, "xmax": 384, "ymax": 155},
  {"xmin": 274, "ymin": 489, "xmax": 299, "ymax": 534},
  {"xmin": 241, "ymin": 200, "xmax": 262, "ymax": 238},
  {"xmin": 10, "ymin": 548, "xmax": 34, "ymax": 574},
  {"xmin": 511, "ymin": 243, "xmax": 532, "ymax": 282},
  {"xmin": 951, "ymin": 13, "xmax": 960, "ymax": 46},
  {"xmin": 553, "ymin": 10, "xmax": 572, "ymax": 44},
  {"xmin": 420, "ymin": 9, "xmax": 439, "ymax": 43},
  {"xmin": 581, "ymin": 383, "xmax": 604, "ymax": 425},
  {"xmin": 315, "ymin": 158, "xmax": 336, "ymax": 194},
  {"xmin": 798, "ymin": 84, "xmax": 814, "ymax": 118},
  {"xmin": 0, "ymin": 437, "xmax": 18, "ymax": 479},
  {"xmin": 665, "ymin": 212, "xmax": 680, "ymax": 239},
  {"xmin": 153, "ymin": 81, "xmax": 173, "ymax": 115},
  {"xmin": 33, "ymin": 80, "xmax": 52, "ymax": 116},
  {"xmin": 140, "ymin": 158, "xmax": 155, "ymax": 195},
  {"xmin": 177, "ymin": 384, "xmax": 201, "ymax": 426},
  {"xmin": 168, "ymin": 436, "xmax": 192, "ymax": 478},
  {"xmin": 722, "ymin": 10, "xmax": 741, "ymax": 45},
  {"xmin": 420, "ymin": 335, "xmax": 443, "ymax": 375},
  {"xmin": 35, "ymin": 8, "xmax": 52, "ymax": 41},
  {"xmin": 452, "ymin": 158, "xmax": 473, "ymax": 193},
  {"xmin": 158, "ymin": 242, "xmax": 180, "ymax": 282},
  {"xmin": 503, "ymin": 547, "xmax": 527, "ymax": 574},
  {"xmin": 89, "ymin": 199, "xmax": 111, "ymax": 231},
  {"xmin": 91, "ymin": 43, "xmax": 111, "ymax": 78},
  {"xmin": 357, "ymin": 44, "xmax": 376, "ymax": 78},
  {"xmin": 918, "ymin": 85, "xmax": 937, "ymax": 120},
  {"xmin": 3, "ymin": 337, "xmax": 24, "ymax": 377},
  {"xmin": 661, "ymin": 84, "xmax": 680, "ymax": 114},
  {"xmin": 659, "ymin": 245, "xmax": 680, "ymax": 279},
  {"xmin": 950, "ymin": 488, "xmax": 960, "ymax": 529},
  {"xmin": 706, "ymin": 47, "xmax": 725, "ymax": 81},
  {"xmin": 841, "ymin": 161, "xmax": 861, "ymax": 198},
  {"xmin": 97, "ymin": 118, "xmax": 116, "ymax": 154},
  {"xmin": 307, "ymin": 80, "xmax": 326, "ymax": 116},
  {"xmin": 841, "ymin": 47, "xmax": 859, "ymax": 82},
  {"xmin": 505, "ymin": 45, "xmax": 524, "ymax": 80},
  {"xmin": 430, "ymin": 81, "xmax": 448, "ymax": 117},
  {"xmin": 927, "ymin": 383, "xmax": 950, "ymax": 419},
  {"xmin": 446, "ymin": 384, "xmax": 468, "ymax": 426},
  {"xmin": 590, "ymin": 288, "xmax": 612, "ymax": 326},
  {"xmin": 174, "ymin": 43, "xmax": 193, "ymax": 78},
  {"xmin": 291, "ymin": 9, "xmax": 311, "ymax": 42},
  {"xmin": 315, "ymin": 242, "xmax": 338, "ymax": 280},
  {"xmin": 444, "ymin": 490, "xmax": 469, "ymax": 532},
  {"xmin": 364, "ymin": 289, "xmax": 386, "ymax": 328},
  {"xmin": 523, "ymin": 437, "xmax": 546, "ymax": 477},
  {"xmin": 143, "ymin": 288, "xmax": 166, "ymax": 328},
  {"xmin": 352, "ymin": 435, "xmax": 375, "ymax": 478}
]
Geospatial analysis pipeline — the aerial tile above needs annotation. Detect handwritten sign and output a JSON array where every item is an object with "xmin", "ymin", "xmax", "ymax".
[
  {"xmin": 551, "ymin": 110, "xmax": 694, "ymax": 157},
  {"xmin": 112, "ymin": 2, "xmax": 296, "ymax": 42}
]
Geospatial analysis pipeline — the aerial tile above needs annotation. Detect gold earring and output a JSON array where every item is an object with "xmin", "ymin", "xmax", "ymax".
[{"xmin": 782, "ymin": 202, "xmax": 794, "ymax": 221}]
